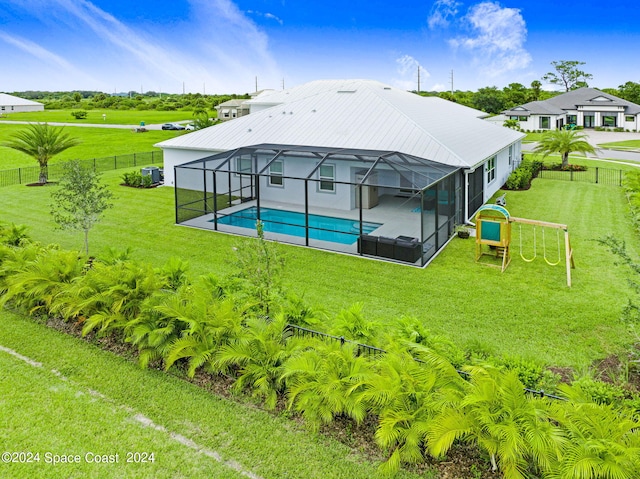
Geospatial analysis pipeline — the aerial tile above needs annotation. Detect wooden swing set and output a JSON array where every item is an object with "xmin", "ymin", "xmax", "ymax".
[{"xmin": 474, "ymin": 205, "xmax": 576, "ymax": 287}]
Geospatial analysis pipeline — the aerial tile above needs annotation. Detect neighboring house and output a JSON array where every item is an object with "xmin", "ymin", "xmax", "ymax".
[
  {"xmin": 0, "ymin": 93, "xmax": 44, "ymax": 114},
  {"xmin": 214, "ymin": 99, "xmax": 250, "ymax": 121},
  {"xmin": 158, "ymin": 79, "xmax": 524, "ymax": 266},
  {"xmin": 503, "ymin": 87, "xmax": 640, "ymax": 131}
]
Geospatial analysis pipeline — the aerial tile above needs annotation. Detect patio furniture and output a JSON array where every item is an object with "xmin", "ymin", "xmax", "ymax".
[{"xmin": 357, "ymin": 234, "xmax": 378, "ymax": 255}]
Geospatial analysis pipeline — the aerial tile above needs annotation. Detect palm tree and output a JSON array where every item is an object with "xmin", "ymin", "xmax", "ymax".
[
  {"xmin": 2, "ymin": 123, "xmax": 80, "ymax": 184},
  {"xmin": 533, "ymin": 129, "xmax": 596, "ymax": 169}
]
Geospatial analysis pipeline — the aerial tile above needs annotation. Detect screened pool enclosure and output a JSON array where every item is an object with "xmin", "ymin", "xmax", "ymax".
[{"xmin": 174, "ymin": 144, "xmax": 463, "ymax": 266}]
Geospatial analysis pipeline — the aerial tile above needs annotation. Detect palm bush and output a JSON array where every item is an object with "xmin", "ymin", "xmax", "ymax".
[
  {"xmin": 0, "ymin": 244, "xmax": 85, "ymax": 316},
  {"xmin": 548, "ymin": 384, "xmax": 640, "ymax": 479},
  {"xmin": 281, "ymin": 338, "xmax": 375, "ymax": 430},
  {"xmin": 214, "ymin": 314, "xmax": 301, "ymax": 409},
  {"xmin": 427, "ymin": 366, "xmax": 564, "ymax": 478},
  {"xmin": 161, "ymin": 287, "xmax": 247, "ymax": 377},
  {"xmin": 361, "ymin": 347, "xmax": 466, "ymax": 475}
]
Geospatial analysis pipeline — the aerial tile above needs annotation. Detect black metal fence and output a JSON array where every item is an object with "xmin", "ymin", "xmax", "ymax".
[
  {"xmin": 285, "ymin": 323, "xmax": 565, "ymax": 401},
  {"xmin": 0, "ymin": 151, "xmax": 163, "ymax": 187},
  {"xmin": 537, "ymin": 166, "xmax": 624, "ymax": 186}
]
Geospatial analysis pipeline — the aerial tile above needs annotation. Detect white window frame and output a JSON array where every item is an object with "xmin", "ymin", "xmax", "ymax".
[
  {"xmin": 318, "ymin": 163, "xmax": 335, "ymax": 193},
  {"xmin": 508, "ymin": 145, "xmax": 513, "ymax": 166},
  {"xmin": 486, "ymin": 156, "xmax": 496, "ymax": 184},
  {"xmin": 268, "ymin": 159, "xmax": 284, "ymax": 187}
]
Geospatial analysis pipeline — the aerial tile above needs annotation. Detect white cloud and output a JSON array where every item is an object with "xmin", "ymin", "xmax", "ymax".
[
  {"xmin": 392, "ymin": 55, "xmax": 430, "ymax": 91},
  {"xmin": 449, "ymin": 1, "xmax": 531, "ymax": 77},
  {"xmin": 247, "ymin": 10, "xmax": 284, "ymax": 25},
  {"xmin": 0, "ymin": 30, "xmax": 103, "ymax": 86},
  {"xmin": 0, "ymin": 0, "xmax": 282, "ymax": 92},
  {"xmin": 428, "ymin": 0, "xmax": 461, "ymax": 29}
]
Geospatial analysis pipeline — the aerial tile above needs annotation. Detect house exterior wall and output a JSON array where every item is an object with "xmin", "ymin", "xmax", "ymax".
[
  {"xmin": 483, "ymin": 142, "xmax": 521, "ymax": 204},
  {"xmin": 0, "ymin": 103, "xmax": 44, "ymax": 113},
  {"xmin": 164, "ymin": 148, "xmax": 225, "ymax": 186}
]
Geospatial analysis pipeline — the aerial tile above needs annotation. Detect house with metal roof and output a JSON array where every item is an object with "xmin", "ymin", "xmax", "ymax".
[
  {"xmin": 0, "ymin": 93, "xmax": 44, "ymax": 114},
  {"xmin": 503, "ymin": 87, "xmax": 640, "ymax": 131},
  {"xmin": 215, "ymin": 99, "xmax": 251, "ymax": 121},
  {"xmin": 158, "ymin": 79, "xmax": 524, "ymax": 266}
]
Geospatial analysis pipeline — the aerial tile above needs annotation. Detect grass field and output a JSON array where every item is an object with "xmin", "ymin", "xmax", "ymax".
[
  {"xmin": 0, "ymin": 124, "xmax": 182, "ymax": 170},
  {"xmin": 0, "ymin": 109, "xmax": 194, "ymax": 125},
  {"xmin": 0, "ymin": 166, "xmax": 637, "ymax": 369},
  {"xmin": 0, "ymin": 311, "xmax": 421, "ymax": 479}
]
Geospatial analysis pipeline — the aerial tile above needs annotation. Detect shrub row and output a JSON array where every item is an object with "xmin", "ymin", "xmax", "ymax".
[
  {"xmin": 504, "ymin": 159, "xmax": 543, "ymax": 190},
  {"xmin": 1, "ymin": 224, "xmax": 639, "ymax": 478}
]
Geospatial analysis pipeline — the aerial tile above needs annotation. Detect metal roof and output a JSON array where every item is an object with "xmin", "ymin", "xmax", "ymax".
[
  {"xmin": 158, "ymin": 79, "xmax": 524, "ymax": 169},
  {"xmin": 0, "ymin": 93, "xmax": 44, "ymax": 107}
]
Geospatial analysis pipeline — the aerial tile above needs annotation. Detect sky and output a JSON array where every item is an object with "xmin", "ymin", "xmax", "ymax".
[{"xmin": 1, "ymin": 0, "xmax": 639, "ymax": 95}]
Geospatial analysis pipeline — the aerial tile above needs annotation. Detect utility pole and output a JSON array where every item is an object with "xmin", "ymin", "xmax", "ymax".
[
  {"xmin": 182, "ymin": 82, "xmax": 185, "ymax": 95},
  {"xmin": 417, "ymin": 65, "xmax": 421, "ymax": 93},
  {"xmin": 450, "ymin": 70, "xmax": 454, "ymax": 95},
  {"xmin": 255, "ymin": 76, "xmax": 258, "ymax": 92}
]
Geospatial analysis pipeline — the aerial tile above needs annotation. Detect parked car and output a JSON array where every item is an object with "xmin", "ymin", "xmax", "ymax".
[
  {"xmin": 161, "ymin": 123, "xmax": 185, "ymax": 130},
  {"xmin": 184, "ymin": 123, "xmax": 195, "ymax": 131}
]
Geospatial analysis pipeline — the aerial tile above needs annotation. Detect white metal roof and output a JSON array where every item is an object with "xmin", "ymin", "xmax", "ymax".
[
  {"xmin": 157, "ymin": 79, "xmax": 524, "ymax": 169},
  {"xmin": 0, "ymin": 93, "xmax": 44, "ymax": 107}
]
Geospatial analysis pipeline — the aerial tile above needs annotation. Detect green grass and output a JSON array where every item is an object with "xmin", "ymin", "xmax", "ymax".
[
  {"xmin": 0, "ymin": 311, "xmax": 419, "ymax": 479},
  {"xmin": 0, "ymin": 167, "xmax": 637, "ymax": 369},
  {"xmin": 0, "ymin": 109, "xmax": 193, "ymax": 125},
  {"xmin": 0, "ymin": 124, "xmax": 184, "ymax": 169},
  {"xmin": 597, "ymin": 139, "xmax": 640, "ymax": 151}
]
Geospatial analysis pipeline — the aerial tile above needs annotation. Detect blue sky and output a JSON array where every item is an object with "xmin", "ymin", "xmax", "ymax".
[{"xmin": 0, "ymin": 0, "xmax": 638, "ymax": 94}]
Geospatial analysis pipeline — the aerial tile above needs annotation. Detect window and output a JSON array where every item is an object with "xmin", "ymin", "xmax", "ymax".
[
  {"xmin": 539, "ymin": 116, "xmax": 550, "ymax": 129},
  {"xmin": 268, "ymin": 159, "xmax": 283, "ymax": 187},
  {"xmin": 626, "ymin": 115, "xmax": 634, "ymax": 122},
  {"xmin": 602, "ymin": 115, "xmax": 616, "ymax": 127},
  {"xmin": 318, "ymin": 164, "xmax": 335, "ymax": 192},
  {"xmin": 235, "ymin": 157, "xmax": 252, "ymax": 176},
  {"xmin": 518, "ymin": 116, "xmax": 527, "ymax": 122},
  {"xmin": 509, "ymin": 115, "xmax": 518, "ymax": 120},
  {"xmin": 567, "ymin": 115, "xmax": 577, "ymax": 125},
  {"xmin": 486, "ymin": 157, "xmax": 496, "ymax": 184},
  {"xmin": 508, "ymin": 145, "xmax": 513, "ymax": 166}
]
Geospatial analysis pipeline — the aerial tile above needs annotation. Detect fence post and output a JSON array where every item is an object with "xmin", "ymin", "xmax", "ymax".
[
  {"xmin": 18, "ymin": 168, "xmax": 22, "ymax": 185},
  {"xmin": 134, "ymin": 153, "xmax": 136, "ymax": 167},
  {"xmin": 570, "ymin": 169, "xmax": 574, "ymax": 181},
  {"xmin": 620, "ymin": 169, "xmax": 623, "ymax": 187},
  {"xmin": 114, "ymin": 156, "xmax": 117, "ymax": 170}
]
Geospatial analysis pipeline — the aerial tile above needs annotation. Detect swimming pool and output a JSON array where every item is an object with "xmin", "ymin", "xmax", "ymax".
[{"xmin": 213, "ymin": 207, "xmax": 382, "ymax": 245}]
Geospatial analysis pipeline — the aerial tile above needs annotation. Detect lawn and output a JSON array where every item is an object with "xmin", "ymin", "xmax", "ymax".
[
  {"xmin": 0, "ymin": 166, "xmax": 637, "ymax": 369},
  {"xmin": 597, "ymin": 139, "xmax": 640, "ymax": 151},
  {"xmin": 0, "ymin": 311, "xmax": 420, "ymax": 479},
  {"xmin": 0, "ymin": 109, "xmax": 194, "ymax": 125},
  {"xmin": 0, "ymin": 124, "xmax": 183, "ymax": 170}
]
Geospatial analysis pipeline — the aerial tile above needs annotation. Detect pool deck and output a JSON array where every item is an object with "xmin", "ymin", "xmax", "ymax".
[{"xmin": 179, "ymin": 194, "xmax": 443, "ymax": 262}]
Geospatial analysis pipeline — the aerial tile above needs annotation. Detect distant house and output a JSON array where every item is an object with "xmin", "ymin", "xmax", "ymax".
[
  {"xmin": 0, "ymin": 93, "xmax": 44, "ymax": 114},
  {"xmin": 158, "ymin": 79, "xmax": 524, "ymax": 266},
  {"xmin": 503, "ymin": 87, "xmax": 640, "ymax": 131},
  {"xmin": 215, "ymin": 99, "xmax": 251, "ymax": 121}
]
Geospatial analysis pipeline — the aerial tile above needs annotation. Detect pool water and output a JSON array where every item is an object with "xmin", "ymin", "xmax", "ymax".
[{"xmin": 213, "ymin": 207, "xmax": 382, "ymax": 244}]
